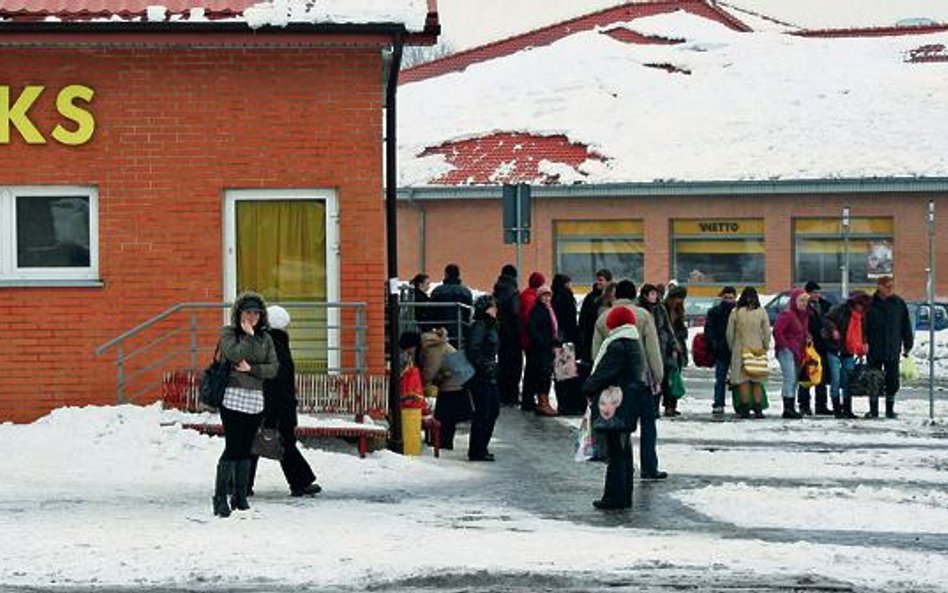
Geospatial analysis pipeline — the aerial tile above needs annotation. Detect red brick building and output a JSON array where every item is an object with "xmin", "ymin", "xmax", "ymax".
[
  {"xmin": 396, "ymin": 1, "xmax": 948, "ymax": 300},
  {"xmin": 0, "ymin": 0, "xmax": 439, "ymax": 421}
]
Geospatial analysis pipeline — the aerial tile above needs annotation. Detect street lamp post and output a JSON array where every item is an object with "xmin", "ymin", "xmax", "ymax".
[{"xmin": 841, "ymin": 206, "xmax": 851, "ymax": 299}]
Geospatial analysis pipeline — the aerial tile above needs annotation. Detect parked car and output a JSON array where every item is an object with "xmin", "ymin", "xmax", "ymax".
[
  {"xmin": 763, "ymin": 290, "xmax": 841, "ymax": 326},
  {"xmin": 907, "ymin": 302, "xmax": 948, "ymax": 332},
  {"xmin": 684, "ymin": 297, "xmax": 718, "ymax": 328}
]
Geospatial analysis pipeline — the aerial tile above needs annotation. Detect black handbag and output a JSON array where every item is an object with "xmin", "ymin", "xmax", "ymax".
[
  {"xmin": 251, "ymin": 427, "xmax": 285, "ymax": 460},
  {"xmin": 198, "ymin": 342, "xmax": 231, "ymax": 410}
]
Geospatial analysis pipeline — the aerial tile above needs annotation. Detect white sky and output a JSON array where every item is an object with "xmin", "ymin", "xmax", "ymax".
[{"xmin": 435, "ymin": 0, "xmax": 948, "ymax": 50}]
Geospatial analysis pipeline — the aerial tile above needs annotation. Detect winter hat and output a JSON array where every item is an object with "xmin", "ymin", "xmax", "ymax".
[
  {"xmin": 238, "ymin": 294, "xmax": 265, "ymax": 312},
  {"xmin": 267, "ymin": 305, "xmax": 290, "ymax": 330},
  {"xmin": 528, "ymin": 271, "xmax": 546, "ymax": 289},
  {"xmin": 804, "ymin": 280, "xmax": 822, "ymax": 293},
  {"xmin": 536, "ymin": 285, "xmax": 552, "ymax": 298},
  {"xmin": 606, "ymin": 306, "xmax": 636, "ymax": 330}
]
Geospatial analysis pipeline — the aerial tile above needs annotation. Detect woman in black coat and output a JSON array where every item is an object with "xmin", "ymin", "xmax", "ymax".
[
  {"xmin": 466, "ymin": 295, "xmax": 500, "ymax": 461},
  {"xmin": 526, "ymin": 285, "xmax": 558, "ymax": 416},
  {"xmin": 582, "ymin": 306, "xmax": 647, "ymax": 510},
  {"xmin": 551, "ymin": 273, "xmax": 584, "ymax": 415},
  {"xmin": 247, "ymin": 306, "xmax": 321, "ymax": 498}
]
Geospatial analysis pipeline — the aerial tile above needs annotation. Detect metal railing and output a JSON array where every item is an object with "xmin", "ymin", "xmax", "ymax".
[
  {"xmin": 95, "ymin": 301, "xmax": 368, "ymax": 405},
  {"xmin": 397, "ymin": 295, "xmax": 474, "ymax": 350}
]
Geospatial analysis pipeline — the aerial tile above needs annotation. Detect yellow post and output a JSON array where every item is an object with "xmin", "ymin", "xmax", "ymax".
[{"xmin": 400, "ymin": 408, "xmax": 422, "ymax": 455}]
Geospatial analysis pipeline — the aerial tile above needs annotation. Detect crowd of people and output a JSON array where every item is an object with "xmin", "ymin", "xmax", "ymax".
[{"xmin": 704, "ymin": 276, "xmax": 913, "ymax": 421}]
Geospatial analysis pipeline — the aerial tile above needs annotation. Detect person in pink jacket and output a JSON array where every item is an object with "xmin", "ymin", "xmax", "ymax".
[{"xmin": 773, "ymin": 287, "xmax": 810, "ymax": 419}]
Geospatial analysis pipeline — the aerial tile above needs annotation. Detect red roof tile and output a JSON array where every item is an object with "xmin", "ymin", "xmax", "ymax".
[
  {"xmin": 420, "ymin": 133, "xmax": 606, "ymax": 186},
  {"xmin": 400, "ymin": 0, "xmax": 749, "ymax": 84},
  {"xmin": 0, "ymin": 0, "xmax": 254, "ymax": 18}
]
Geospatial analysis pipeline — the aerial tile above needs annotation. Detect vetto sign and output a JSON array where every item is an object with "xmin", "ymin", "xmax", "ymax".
[{"xmin": 0, "ymin": 85, "xmax": 95, "ymax": 145}]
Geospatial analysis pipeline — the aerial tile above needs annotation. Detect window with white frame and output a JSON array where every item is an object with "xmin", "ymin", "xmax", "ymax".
[{"xmin": 0, "ymin": 186, "xmax": 98, "ymax": 281}]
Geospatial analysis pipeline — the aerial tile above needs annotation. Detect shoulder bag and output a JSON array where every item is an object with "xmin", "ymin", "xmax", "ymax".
[
  {"xmin": 251, "ymin": 427, "xmax": 285, "ymax": 460},
  {"xmin": 198, "ymin": 342, "xmax": 231, "ymax": 410}
]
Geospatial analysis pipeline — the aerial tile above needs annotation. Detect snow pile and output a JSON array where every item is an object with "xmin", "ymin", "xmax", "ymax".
[
  {"xmin": 399, "ymin": 9, "xmax": 948, "ymax": 186},
  {"xmin": 243, "ymin": 0, "xmax": 428, "ymax": 30},
  {"xmin": 2, "ymin": 403, "xmax": 948, "ymax": 589}
]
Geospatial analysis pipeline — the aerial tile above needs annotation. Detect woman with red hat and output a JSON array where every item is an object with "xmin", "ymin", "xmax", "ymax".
[{"xmin": 582, "ymin": 306, "xmax": 648, "ymax": 510}]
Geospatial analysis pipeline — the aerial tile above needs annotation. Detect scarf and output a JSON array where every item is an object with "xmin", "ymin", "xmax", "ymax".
[{"xmin": 592, "ymin": 324, "xmax": 640, "ymax": 372}]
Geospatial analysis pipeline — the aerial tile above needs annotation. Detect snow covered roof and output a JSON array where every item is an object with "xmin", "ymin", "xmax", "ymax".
[
  {"xmin": 397, "ymin": 4, "xmax": 948, "ymax": 187},
  {"xmin": 720, "ymin": 0, "xmax": 948, "ymax": 32},
  {"xmin": 0, "ymin": 0, "xmax": 437, "ymax": 32}
]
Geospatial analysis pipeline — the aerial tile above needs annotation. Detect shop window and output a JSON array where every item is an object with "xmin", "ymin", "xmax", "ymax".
[
  {"xmin": 554, "ymin": 220, "xmax": 643, "ymax": 287},
  {"xmin": 793, "ymin": 217, "xmax": 894, "ymax": 288},
  {"xmin": 0, "ymin": 187, "xmax": 98, "ymax": 282},
  {"xmin": 671, "ymin": 219, "xmax": 765, "ymax": 294}
]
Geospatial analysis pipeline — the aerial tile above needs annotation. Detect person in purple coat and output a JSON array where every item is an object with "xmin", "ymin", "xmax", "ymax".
[{"xmin": 773, "ymin": 287, "xmax": 809, "ymax": 419}]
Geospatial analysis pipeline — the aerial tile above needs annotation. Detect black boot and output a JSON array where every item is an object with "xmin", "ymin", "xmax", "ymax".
[
  {"xmin": 885, "ymin": 397, "xmax": 898, "ymax": 419},
  {"xmin": 213, "ymin": 459, "xmax": 233, "ymax": 518},
  {"xmin": 832, "ymin": 398, "xmax": 843, "ymax": 418},
  {"xmin": 814, "ymin": 393, "xmax": 832, "ymax": 416},
  {"xmin": 230, "ymin": 459, "xmax": 252, "ymax": 511},
  {"xmin": 782, "ymin": 398, "xmax": 802, "ymax": 419},
  {"xmin": 864, "ymin": 396, "xmax": 879, "ymax": 419}
]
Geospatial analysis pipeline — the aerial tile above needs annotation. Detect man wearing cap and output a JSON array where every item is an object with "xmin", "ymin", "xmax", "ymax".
[
  {"xmin": 705, "ymin": 286, "xmax": 737, "ymax": 416},
  {"xmin": 799, "ymin": 281, "xmax": 832, "ymax": 415}
]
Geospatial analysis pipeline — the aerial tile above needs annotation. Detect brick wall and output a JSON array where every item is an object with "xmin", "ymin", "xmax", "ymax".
[
  {"xmin": 397, "ymin": 192, "xmax": 948, "ymax": 299},
  {"xmin": 0, "ymin": 47, "xmax": 387, "ymax": 422}
]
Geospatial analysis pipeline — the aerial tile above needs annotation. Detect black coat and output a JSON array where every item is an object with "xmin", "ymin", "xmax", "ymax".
[
  {"xmin": 824, "ymin": 302, "xmax": 864, "ymax": 356},
  {"xmin": 492, "ymin": 274, "xmax": 521, "ymax": 348},
  {"xmin": 582, "ymin": 337, "xmax": 647, "ymax": 433},
  {"xmin": 527, "ymin": 302, "xmax": 557, "ymax": 370},
  {"xmin": 552, "ymin": 286, "xmax": 580, "ymax": 346},
  {"xmin": 866, "ymin": 293, "xmax": 913, "ymax": 362},
  {"xmin": 806, "ymin": 297, "xmax": 831, "ymax": 355},
  {"xmin": 705, "ymin": 300, "xmax": 734, "ymax": 362},
  {"xmin": 413, "ymin": 288, "xmax": 435, "ymax": 327},
  {"xmin": 466, "ymin": 313, "xmax": 499, "ymax": 381},
  {"xmin": 577, "ymin": 288, "xmax": 602, "ymax": 362},
  {"xmin": 430, "ymin": 278, "xmax": 474, "ymax": 345},
  {"xmin": 262, "ymin": 329, "xmax": 297, "ymax": 429}
]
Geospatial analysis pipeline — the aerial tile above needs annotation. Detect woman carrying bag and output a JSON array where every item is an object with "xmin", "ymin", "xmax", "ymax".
[
  {"xmin": 213, "ymin": 292, "xmax": 279, "ymax": 518},
  {"xmin": 582, "ymin": 306, "xmax": 647, "ymax": 511},
  {"xmin": 726, "ymin": 287, "xmax": 771, "ymax": 418}
]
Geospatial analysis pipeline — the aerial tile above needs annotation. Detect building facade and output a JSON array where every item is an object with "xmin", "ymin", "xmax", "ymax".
[{"xmin": 0, "ymin": 3, "xmax": 438, "ymax": 422}]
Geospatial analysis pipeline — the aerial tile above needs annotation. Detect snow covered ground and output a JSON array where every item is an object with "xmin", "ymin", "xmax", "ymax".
[{"xmin": 1, "ymin": 393, "xmax": 946, "ymax": 591}]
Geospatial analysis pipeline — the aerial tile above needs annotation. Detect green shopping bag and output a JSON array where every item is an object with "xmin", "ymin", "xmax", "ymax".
[
  {"xmin": 668, "ymin": 368, "xmax": 686, "ymax": 399},
  {"xmin": 900, "ymin": 356, "xmax": 919, "ymax": 382},
  {"xmin": 731, "ymin": 383, "xmax": 769, "ymax": 411}
]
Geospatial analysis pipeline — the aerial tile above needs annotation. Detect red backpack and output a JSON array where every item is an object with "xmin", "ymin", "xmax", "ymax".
[{"xmin": 691, "ymin": 332, "xmax": 715, "ymax": 368}]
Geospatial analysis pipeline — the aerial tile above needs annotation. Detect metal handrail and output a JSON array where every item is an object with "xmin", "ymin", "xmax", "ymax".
[{"xmin": 95, "ymin": 300, "xmax": 370, "ymax": 404}]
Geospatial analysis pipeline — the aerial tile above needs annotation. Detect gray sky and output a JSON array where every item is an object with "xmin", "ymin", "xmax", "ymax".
[{"xmin": 435, "ymin": 0, "xmax": 948, "ymax": 51}]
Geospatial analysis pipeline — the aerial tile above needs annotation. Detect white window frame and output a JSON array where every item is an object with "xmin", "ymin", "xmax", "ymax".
[
  {"xmin": 223, "ymin": 188, "xmax": 341, "ymax": 369},
  {"xmin": 0, "ymin": 185, "xmax": 99, "ymax": 282}
]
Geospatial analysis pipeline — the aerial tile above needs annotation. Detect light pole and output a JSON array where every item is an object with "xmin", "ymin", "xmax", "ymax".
[
  {"xmin": 928, "ymin": 199, "xmax": 936, "ymax": 424},
  {"xmin": 841, "ymin": 206, "xmax": 851, "ymax": 298}
]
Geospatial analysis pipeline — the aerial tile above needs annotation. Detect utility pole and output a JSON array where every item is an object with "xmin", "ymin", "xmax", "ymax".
[
  {"xmin": 841, "ymin": 205, "xmax": 851, "ymax": 298},
  {"xmin": 928, "ymin": 199, "xmax": 936, "ymax": 424}
]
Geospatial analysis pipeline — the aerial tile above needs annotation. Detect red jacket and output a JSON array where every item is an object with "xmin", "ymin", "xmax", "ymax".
[
  {"xmin": 773, "ymin": 288, "xmax": 810, "ymax": 365},
  {"xmin": 518, "ymin": 272, "xmax": 545, "ymax": 349}
]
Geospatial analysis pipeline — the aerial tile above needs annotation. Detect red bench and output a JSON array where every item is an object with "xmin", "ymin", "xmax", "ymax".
[{"xmin": 161, "ymin": 371, "xmax": 439, "ymax": 458}]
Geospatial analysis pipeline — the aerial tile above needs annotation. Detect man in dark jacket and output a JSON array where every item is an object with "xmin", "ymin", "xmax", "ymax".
[
  {"xmin": 466, "ymin": 295, "xmax": 500, "ymax": 461},
  {"xmin": 798, "ymin": 281, "xmax": 832, "ymax": 415},
  {"xmin": 577, "ymin": 268, "xmax": 613, "ymax": 365},
  {"xmin": 866, "ymin": 276, "xmax": 913, "ymax": 418},
  {"xmin": 492, "ymin": 264, "xmax": 521, "ymax": 407},
  {"xmin": 705, "ymin": 286, "xmax": 736, "ymax": 416},
  {"xmin": 430, "ymin": 263, "xmax": 474, "ymax": 348}
]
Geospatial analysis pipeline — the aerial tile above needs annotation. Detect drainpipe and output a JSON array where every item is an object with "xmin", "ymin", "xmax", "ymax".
[
  {"xmin": 406, "ymin": 188, "xmax": 427, "ymax": 273},
  {"xmin": 385, "ymin": 33, "xmax": 405, "ymax": 453}
]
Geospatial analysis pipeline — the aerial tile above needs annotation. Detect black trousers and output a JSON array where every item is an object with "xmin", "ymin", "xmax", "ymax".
[
  {"xmin": 869, "ymin": 357, "xmax": 901, "ymax": 399},
  {"xmin": 220, "ymin": 406, "xmax": 263, "ymax": 461},
  {"xmin": 601, "ymin": 431, "xmax": 634, "ymax": 506},
  {"xmin": 468, "ymin": 376, "xmax": 500, "ymax": 459},
  {"xmin": 554, "ymin": 377, "xmax": 585, "ymax": 416},
  {"xmin": 497, "ymin": 338, "xmax": 523, "ymax": 406},
  {"xmin": 434, "ymin": 389, "xmax": 472, "ymax": 449}
]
